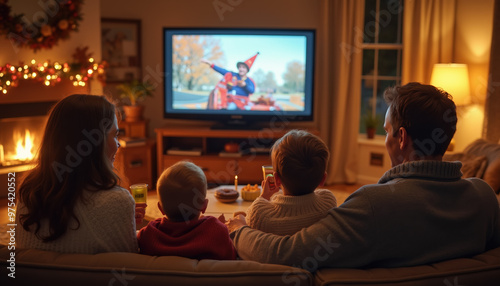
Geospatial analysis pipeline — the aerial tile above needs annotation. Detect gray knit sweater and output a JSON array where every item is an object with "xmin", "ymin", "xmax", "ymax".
[
  {"xmin": 233, "ymin": 161, "xmax": 500, "ymax": 268},
  {"xmin": 16, "ymin": 186, "xmax": 138, "ymax": 254},
  {"xmin": 246, "ymin": 189, "xmax": 337, "ymax": 235}
]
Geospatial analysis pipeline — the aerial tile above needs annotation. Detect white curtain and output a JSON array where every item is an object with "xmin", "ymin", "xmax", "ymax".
[
  {"xmin": 402, "ymin": 0, "xmax": 457, "ymax": 84},
  {"xmin": 319, "ymin": 0, "xmax": 364, "ymax": 184}
]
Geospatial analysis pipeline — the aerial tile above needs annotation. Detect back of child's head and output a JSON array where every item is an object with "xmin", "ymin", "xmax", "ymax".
[
  {"xmin": 271, "ymin": 130, "xmax": 329, "ymax": 196},
  {"xmin": 157, "ymin": 161, "xmax": 207, "ymax": 222}
]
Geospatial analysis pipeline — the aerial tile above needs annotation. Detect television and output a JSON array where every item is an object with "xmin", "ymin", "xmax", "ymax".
[{"xmin": 163, "ymin": 28, "xmax": 315, "ymax": 129}]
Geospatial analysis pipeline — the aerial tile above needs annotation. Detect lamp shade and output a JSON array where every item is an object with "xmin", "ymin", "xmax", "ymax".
[{"xmin": 430, "ymin": 63, "xmax": 471, "ymax": 105}]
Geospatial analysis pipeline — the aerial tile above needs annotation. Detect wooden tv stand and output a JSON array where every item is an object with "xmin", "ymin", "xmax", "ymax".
[{"xmin": 155, "ymin": 126, "xmax": 318, "ymax": 185}]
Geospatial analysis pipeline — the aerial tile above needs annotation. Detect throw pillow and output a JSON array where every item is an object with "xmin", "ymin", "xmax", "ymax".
[
  {"xmin": 443, "ymin": 153, "xmax": 488, "ymax": 178},
  {"xmin": 461, "ymin": 155, "xmax": 488, "ymax": 178}
]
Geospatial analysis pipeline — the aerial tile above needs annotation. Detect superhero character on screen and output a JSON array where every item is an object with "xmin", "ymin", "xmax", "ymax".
[{"xmin": 201, "ymin": 53, "xmax": 259, "ymax": 110}]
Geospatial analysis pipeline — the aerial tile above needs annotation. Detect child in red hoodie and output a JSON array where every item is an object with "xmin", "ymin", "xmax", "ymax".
[{"xmin": 137, "ymin": 161, "xmax": 237, "ymax": 260}]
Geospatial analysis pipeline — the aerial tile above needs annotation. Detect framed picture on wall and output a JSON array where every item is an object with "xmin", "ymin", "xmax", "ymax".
[{"xmin": 101, "ymin": 18, "xmax": 141, "ymax": 83}]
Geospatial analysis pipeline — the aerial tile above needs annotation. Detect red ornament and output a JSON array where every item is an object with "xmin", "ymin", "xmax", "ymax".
[{"xmin": 224, "ymin": 142, "xmax": 240, "ymax": 153}]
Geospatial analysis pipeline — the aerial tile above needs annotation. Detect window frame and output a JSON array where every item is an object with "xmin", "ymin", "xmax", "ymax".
[{"xmin": 360, "ymin": 0, "xmax": 403, "ymax": 134}]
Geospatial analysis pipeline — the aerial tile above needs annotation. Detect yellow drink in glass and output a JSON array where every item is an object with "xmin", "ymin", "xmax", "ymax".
[
  {"xmin": 130, "ymin": 183, "xmax": 148, "ymax": 203},
  {"xmin": 262, "ymin": 165, "xmax": 273, "ymax": 180}
]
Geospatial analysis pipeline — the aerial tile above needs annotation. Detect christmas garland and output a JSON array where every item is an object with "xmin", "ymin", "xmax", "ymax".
[
  {"xmin": 0, "ymin": 0, "xmax": 83, "ymax": 52},
  {"xmin": 0, "ymin": 46, "xmax": 107, "ymax": 94}
]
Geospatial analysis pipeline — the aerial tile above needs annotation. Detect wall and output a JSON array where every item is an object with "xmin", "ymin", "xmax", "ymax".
[
  {"xmin": 357, "ymin": 135, "xmax": 392, "ymax": 184},
  {"xmin": 453, "ymin": 0, "xmax": 494, "ymax": 151},
  {"xmin": 100, "ymin": 0, "xmax": 323, "ymax": 137},
  {"xmin": 0, "ymin": 0, "xmax": 103, "ymax": 97}
]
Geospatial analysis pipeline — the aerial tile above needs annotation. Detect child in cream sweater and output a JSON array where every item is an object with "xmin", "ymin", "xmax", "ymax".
[{"xmin": 245, "ymin": 130, "xmax": 337, "ymax": 235}]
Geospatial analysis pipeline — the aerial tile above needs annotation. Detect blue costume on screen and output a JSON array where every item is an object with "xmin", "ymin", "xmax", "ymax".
[{"xmin": 211, "ymin": 65, "xmax": 255, "ymax": 96}]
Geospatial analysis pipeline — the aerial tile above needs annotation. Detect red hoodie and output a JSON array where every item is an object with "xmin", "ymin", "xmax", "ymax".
[{"xmin": 137, "ymin": 216, "xmax": 237, "ymax": 260}]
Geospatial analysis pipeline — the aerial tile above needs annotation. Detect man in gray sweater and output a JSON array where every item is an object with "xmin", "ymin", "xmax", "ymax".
[{"xmin": 227, "ymin": 82, "xmax": 500, "ymax": 269}]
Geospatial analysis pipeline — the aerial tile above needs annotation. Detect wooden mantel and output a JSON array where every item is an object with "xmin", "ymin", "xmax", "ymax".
[{"xmin": 0, "ymin": 80, "xmax": 89, "ymax": 105}]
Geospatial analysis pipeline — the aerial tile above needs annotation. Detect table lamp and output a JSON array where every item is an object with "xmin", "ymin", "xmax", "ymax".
[
  {"xmin": 430, "ymin": 63, "xmax": 471, "ymax": 106},
  {"xmin": 430, "ymin": 63, "xmax": 471, "ymax": 151}
]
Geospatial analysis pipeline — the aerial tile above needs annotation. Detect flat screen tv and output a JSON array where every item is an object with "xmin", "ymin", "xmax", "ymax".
[{"xmin": 163, "ymin": 28, "xmax": 315, "ymax": 129}]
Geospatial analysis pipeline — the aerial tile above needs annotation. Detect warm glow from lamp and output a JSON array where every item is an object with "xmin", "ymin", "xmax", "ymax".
[{"xmin": 430, "ymin": 63, "xmax": 471, "ymax": 106}]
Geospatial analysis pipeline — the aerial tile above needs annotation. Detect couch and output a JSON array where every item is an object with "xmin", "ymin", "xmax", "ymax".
[
  {"xmin": 443, "ymin": 139, "xmax": 500, "ymax": 202},
  {"xmin": 1, "ymin": 245, "xmax": 499, "ymax": 286}
]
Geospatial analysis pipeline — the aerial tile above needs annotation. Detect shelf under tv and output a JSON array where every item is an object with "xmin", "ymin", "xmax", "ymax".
[{"xmin": 155, "ymin": 126, "xmax": 319, "ymax": 184}]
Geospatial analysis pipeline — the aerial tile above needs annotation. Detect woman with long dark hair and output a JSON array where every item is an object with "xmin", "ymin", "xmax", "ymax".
[{"xmin": 16, "ymin": 94, "xmax": 143, "ymax": 254}]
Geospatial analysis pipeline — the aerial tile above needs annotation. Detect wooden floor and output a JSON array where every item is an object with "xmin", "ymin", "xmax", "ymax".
[
  {"xmin": 323, "ymin": 183, "xmax": 361, "ymax": 205},
  {"xmin": 0, "ymin": 183, "xmax": 362, "ymax": 225}
]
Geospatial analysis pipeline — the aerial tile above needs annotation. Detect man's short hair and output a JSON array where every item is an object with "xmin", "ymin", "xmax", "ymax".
[
  {"xmin": 384, "ymin": 82, "xmax": 457, "ymax": 156},
  {"xmin": 271, "ymin": 130, "xmax": 329, "ymax": 196},
  {"xmin": 156, "ymin": 161, "xmax": 207, "ymax": 222}
]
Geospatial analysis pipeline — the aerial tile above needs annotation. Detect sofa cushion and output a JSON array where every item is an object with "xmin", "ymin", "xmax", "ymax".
[
  {"xmin": 314, "ymin": 247, "xmax": 500, "ymax": 286},
  {"xmin": 443, "ymin": 153, "xmax": 488, "ymax": 178},
  {"xmin": 464, "ymin": 139, "xmax": 500, "ymax": 193},
  {"xmin": 0, "ymin": 245, "xmax": 312, "ymax": 286}
]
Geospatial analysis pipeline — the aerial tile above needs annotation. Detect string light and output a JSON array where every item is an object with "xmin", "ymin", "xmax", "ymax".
[{"xmin": 0, "ymin": 53, "xmax": 106, "ymax": 94}]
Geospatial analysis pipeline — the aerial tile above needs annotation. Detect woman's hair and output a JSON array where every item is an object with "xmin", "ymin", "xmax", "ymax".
[
  {"xmin": 19, "ymin": 94, "xmax": 119, "ymax": 242},
  {"xmin": 271, "ymin": 130, "xmax": 329, "ymax": 196},
  {"xmin": 384, "ymin": 82, "xmax": 457, "ymax": 156}
]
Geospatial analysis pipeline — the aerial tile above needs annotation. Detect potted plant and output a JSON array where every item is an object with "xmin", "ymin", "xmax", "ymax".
[
  {"xmin": 362, "ymin": 112, "xmax": 381, "ymax": 139},
  {"xmin": 116, "ymin": 80, "xmax": 155, "ymax": 122}
]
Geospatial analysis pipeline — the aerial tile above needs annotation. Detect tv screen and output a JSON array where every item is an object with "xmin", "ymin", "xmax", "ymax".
[{"xmin": 163, "ymin": 28, "xmax": 315, "ymax": 129}]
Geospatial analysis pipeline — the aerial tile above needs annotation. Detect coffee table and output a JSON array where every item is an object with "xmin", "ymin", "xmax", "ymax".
[{"xmin": 144, "ymin": 185, "xmax": 257, "ymax": 221}]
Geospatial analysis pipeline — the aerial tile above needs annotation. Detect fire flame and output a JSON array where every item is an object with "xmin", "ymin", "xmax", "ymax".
[{"xmin": 13, "ymin": 129, "xmax": 35, "ymax": 161}]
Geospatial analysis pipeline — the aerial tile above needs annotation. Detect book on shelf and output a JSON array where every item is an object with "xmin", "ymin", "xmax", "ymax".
[
  {"xmin": 166, "ymin": 148, "xmax": 202, "ymax": 156},
  {"xmin": 249, "ymin": 147, "xmax": 271, "ymax": 154},
  {"xmin": 119, "ymin": 137, "xmax": 147, "ymax": 147},
  {"xmin": 218, "ymin": 151, "xmax": 243, "ymax": 158}
]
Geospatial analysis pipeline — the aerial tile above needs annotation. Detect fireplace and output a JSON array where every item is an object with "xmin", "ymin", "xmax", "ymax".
[
  {"xmin": 0, "ymin": 115, "xmax": 47, "ymax": 170},
  {"xmin": 0, "ymin": 80, "xmax": 89, "ymax": 197}
]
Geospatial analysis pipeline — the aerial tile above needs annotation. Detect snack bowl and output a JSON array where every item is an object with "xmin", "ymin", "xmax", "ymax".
[
  {"xmin": 241, "ymin": 184, "xmax": 261, "ymax": 201},
  {"xmin": 214, "ymin": 188, "xmax": 239, "ymax": 203}
]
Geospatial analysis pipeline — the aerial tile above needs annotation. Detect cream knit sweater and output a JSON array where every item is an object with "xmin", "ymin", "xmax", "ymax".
[
  {"xmin": 16, "ymin": 186, "xmax": 138, "ymax": 254},
  {"xmin": 246, "ymin": 189, "xmax": 337, "ymax": 235}
]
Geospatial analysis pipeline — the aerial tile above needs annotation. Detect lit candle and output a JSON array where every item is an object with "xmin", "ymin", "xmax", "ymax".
[{"xmin": 234, "ymin": 175, "xmax": 238, "ymax": 191}]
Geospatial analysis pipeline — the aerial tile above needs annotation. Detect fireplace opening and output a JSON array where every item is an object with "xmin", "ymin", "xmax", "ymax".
[{"xmin": 0, "ymin": 115, "xmax": 46, "ymax": 172}]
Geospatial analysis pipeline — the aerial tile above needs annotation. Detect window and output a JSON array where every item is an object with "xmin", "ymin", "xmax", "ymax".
[{"xmin": 360, "ymin": 0, "xmax": 403, "ymax": 135}]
